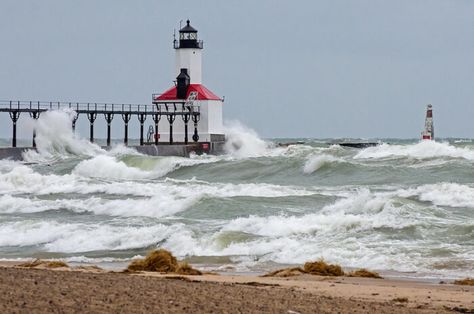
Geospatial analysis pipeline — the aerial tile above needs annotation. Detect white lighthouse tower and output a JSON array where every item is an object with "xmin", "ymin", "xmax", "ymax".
[
  {"xmin": 174, "ymin": 20, "xmax": 202, "ymax": 84},
  {"xmin": 153, "ymin": 20, "xmax": 224, "ymax": 144}
]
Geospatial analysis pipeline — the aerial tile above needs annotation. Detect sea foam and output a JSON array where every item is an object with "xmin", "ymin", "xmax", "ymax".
[
  {"xmin": 23, "ymin": 110, "xmax": 104, "ymax": 162},
  {"xmin": 223, "ymin": 121, "xmax": 281, "ymax": 158},
  {"xmin": 0, "ymin": 220, "xmax": 185, "ymax": 253},
  {"xmin": 355, "ymin": 141, "xmax": 474, "ymax": 160}
]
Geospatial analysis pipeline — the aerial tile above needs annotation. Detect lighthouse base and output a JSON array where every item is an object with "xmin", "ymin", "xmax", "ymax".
[{"xmin": 134, "ymin": 141, "xmax": 225, "ymax": 157}]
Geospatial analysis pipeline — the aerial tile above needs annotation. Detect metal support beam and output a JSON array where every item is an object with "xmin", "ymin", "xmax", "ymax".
[
  {"xmin": 72, "ymin": 113, "xmax": 79, "ymax": 133},
  {"xmin": 152, "ymin": 113, "xmax": 161, "ymax": 145},
  {"xmin": 104, "ymin": 113, "xmax": 114, "ymax": 146},
  {"xmin": 182, "ymin": 113, "xmax": 190, "ymax": 144},
  {"xmin": 87, "ymin": 112, "xmax": 97, "ymax": 143},
  {"xmin": 167, "ymin": 115, "xmax": 176, "ymax": 145},
  {"xmin": 192, "ymin": 112, "xmax": 200, "ymax": 142},
  {"xmin": 138, "ymin": 113, "xmax": 146, "ymax": 146},
  {"xmin": 9, "ymin": 111, "xmax": 20, "ymax": 148},
  {"xmin": 29, "ymin": 111, "xmax": 40, "ymax": 148},
  {"xmin": 166, "ymin": 103, "xmax": 176, "ymax": 145},
  {"xmin": 122, "ymin": 113, "xmax": 131, "ymax": 146}
]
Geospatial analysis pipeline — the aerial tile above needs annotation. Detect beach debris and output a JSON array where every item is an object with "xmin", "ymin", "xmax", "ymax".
[
  {"xmin": 303, "ymin": 259, "xmax": 344, "ymax": 276},
  {"xmin": 348, "ymin": 269, "xmax": 383, "ymax": 279},
  {"xmin": 453, "ymin": 278, "xmax": 474, "ymax": 286},
  {"xmin": 176, "ymin": 262, "xmax": 202, "ymax": 275},
  {"xmin": 127, "ymin": 249, "xmax": 202, "ymax": 275},
  {"xmin": 18, "ymin": 259, "xmax": 69, "ymax": 269},
  {"xmin": 262, "ymin": 267, "xmax": 306, "ymax": 278},
  {"xmin": 392, "ymin": 297, "xmax": 409, "ymax": 303},
  {"xmin": 238, "ymin": 282, "xmax": 280, "ymax": 287},
  {"xmin": 18, "ymin": 259, "xmax": 44, "ymax": 268},
  {"xmin": 262, "ymin": 262, "xmax": 384, "ymax": 280},
  {"xmin": 445, "ymin": 306, "xmax": 474, "ymax": 313},
  {"xmin": 73, "ymin": 265, "xmax": 105, "ymax": 273},
  {"xmin": 45, "ymin": 261, "xmax": 69, "ymax": 268}
]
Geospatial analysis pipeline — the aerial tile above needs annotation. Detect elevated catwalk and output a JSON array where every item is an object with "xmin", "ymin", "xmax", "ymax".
[{"xmin": 0, "ymin": 100, "xmax": 224, "ymax": 159}]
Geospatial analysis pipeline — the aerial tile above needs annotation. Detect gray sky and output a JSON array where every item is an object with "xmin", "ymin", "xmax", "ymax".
[{"xmin": 1, "ymin": 0, "xmax": 473, "ymax": 139}]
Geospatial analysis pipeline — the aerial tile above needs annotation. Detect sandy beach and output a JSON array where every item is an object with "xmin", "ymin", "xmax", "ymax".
[{"xmin": 0, "ymin": 263, "xmax": 472, "ymax": 313}]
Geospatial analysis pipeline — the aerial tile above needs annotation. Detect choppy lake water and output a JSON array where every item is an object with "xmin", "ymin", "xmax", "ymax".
[{"xmin": 0, "ymin": 111, "xmax": 473, "ymax": 279}]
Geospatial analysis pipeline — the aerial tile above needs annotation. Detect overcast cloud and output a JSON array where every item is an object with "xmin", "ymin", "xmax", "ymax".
[{"xmin": 1, "ymin": 0, "xmax": 473, "ymax": 139}]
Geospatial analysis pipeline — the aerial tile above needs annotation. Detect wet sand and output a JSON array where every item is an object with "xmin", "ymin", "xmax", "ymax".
[{"xmin": 0, "ymin": 264, "xmax": 472, "ymax": 313}]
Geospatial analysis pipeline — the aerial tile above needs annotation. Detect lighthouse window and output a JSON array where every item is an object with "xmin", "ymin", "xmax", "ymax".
[{"xmin": 180, "ymin": 33, "xmax": 197, "ymax": 40}]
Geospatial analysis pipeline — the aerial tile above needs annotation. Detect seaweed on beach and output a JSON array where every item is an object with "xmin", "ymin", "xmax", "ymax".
[
  {"xmin": 262, "ymin": 262, "xmax": 384, "ymax": 279},
  {"xmin": 262, "ymin": 267, "xmax": 306, "ymax": 278},
  {"xmin": 348, "ymin": 269, "xmax": 383, "ymax": 279},
  {"xmin": 176, "ymin": 262, "xmax": 202, "ymax": 275},
  {"xmin": 127, "ymin": 249, "xmax": 201, "ymax": 275},
  {"xmin": 263, "ymin": 260, "xmax": 345, "ymax": 278},
  {"xmin": 18, "ymin": 259, "xmax": 44, "ymax": 268},
  {"xmin": 18, "ymin": 259, "xmax": 69, "ymax": 269},
  {"xmin": 128, "ymin": 249, "xmax": 177, "ymax": 272},
  {"xmin": 45, "ymin": 261, "xmax": 69, "ymax": 268},
  {"xmin": 303, "ymin": 259, "xmax": 344, "ymax": 276},
  {"xmin": 453, "ymin": 278, "xmax": 474, "ymax": 286}
]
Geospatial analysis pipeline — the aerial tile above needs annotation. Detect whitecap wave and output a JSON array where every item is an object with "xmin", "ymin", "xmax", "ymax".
[
  {"xmin": 158, "ymin": 189, "xmax": 470, "ymax": 275},
  {"xmin": 354, "ymin": 141, "xmax": 474, "ymax": 160},
  {"xmin": 0, "ymin": 169, "xmax": 317, "ymax": 218},
  {"xmin": 72, "ymin": 155, "xmax": 152, "ymax": 180},
  {"xmin": 0, "ymin": 195, "xmax": 63, "ymax": 214},
  {"xmin": 303, "ymin": 154, "xmax": 345, "ymax": 174},
  {"xmin": 0, "ymin": 220, "xmax": 186, "ymax": 253},
  {"xmin": 223, "ymin": 121, "xmax": 281, "ymax": 158},
  {"xmin": 221, "ymin": 189, "xmax": 410, "ymax": 238},
  {"xmin": 0, "ymin": 165, "xmax": 77, "ymax": 195},
  {"xmin": 72, "ymin": 152, "xmax": 225, "ymax": 181},
  {"xmin": 398, "ymin": 182, "xmax": 474, "ymax": 208},
  {"xmin": 0, "ymin": 159, "xmax": 22, "ymax": 173}
]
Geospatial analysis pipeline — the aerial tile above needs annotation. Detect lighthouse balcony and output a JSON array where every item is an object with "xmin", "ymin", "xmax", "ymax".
[{"xmin": 174, "ymin": 39, "xmax": 203, "ymax": 49}]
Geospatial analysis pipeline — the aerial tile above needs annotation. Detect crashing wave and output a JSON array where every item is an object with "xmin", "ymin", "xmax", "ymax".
[{"xmin": 354, "ymin": 141, "xmax": 474, "ymax": 160}]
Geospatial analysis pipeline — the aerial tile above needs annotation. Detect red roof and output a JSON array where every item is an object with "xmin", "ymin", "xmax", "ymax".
[{"xmin": 155, "ymin": 84, "xmax": 221, "ymax": 101}]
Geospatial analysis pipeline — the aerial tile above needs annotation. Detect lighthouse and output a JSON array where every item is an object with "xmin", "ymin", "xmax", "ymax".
[
  {"xmin": 421, "ymin": 104, "xmax": 434, "ymax": 140},
  {"xmin": 153, "ymin": 20, "xmax": 224, "ymax": 145}
]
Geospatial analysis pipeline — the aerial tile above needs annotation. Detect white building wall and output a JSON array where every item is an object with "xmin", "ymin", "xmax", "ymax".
[
  {"xmin": 207, "ymin": 100, "xmax": 224, "ymax": 134},
  {"xmin": 154, "ymin": 100, "xmax": 223, "ymax": 143},
  {"xmin": 175, "ymin": 49, "xmax": 202, "ymax": 84}
]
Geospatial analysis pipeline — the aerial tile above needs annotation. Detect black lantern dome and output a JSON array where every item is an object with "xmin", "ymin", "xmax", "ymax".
[{"xmin": 174, "ymin": 20, "xmax": 203, "ymax": 49}]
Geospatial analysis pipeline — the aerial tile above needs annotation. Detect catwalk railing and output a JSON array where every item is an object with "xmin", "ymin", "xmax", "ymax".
[{"xmin": 0, "ymin": 100, "xmax": 201, "ymax": 148}]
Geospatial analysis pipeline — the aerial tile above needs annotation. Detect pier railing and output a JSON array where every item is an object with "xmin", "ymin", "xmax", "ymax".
[
  {"xmin": 0, "ymin": 100, "xmax": 200, "ymax": 115},
  {"xmin": 0, "ymin": 100, "xmax": 201, "ymax": 148}
]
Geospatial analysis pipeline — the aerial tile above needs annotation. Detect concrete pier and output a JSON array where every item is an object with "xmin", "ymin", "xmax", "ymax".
[{"xmin": 0, "ymin": 141, "xmax": 225, "ymax": 161}]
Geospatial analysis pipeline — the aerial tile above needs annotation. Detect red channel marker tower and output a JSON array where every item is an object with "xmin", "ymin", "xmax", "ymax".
[{"xmin": 421, "ymin": 104, "xmax": 434, "ymax": 140}]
